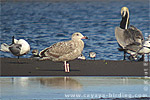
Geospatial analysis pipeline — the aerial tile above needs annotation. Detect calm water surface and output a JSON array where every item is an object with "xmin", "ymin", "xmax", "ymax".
[
  {"xmin": 0, "ymin": 0, "xmax": 150, "ymax": 60},
  {"xmin": 0, "ymin": 77, "xmax": 150, "ymax": 99}
]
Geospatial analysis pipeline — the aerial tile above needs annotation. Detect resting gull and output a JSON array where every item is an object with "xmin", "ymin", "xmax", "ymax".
[
  {"xmin": 39, "ymin": 32, "xmax": 88, "ymax": 72},
  {"xmin": 77, "ymin": 54, "xmax": 86, "ymax": 60},
  {"xmin": 89, "ymin": 52, "xmax": 96, "ymax": 60},
  {"xmin": 30, "ymin": 49, "xmax": 40, "ymax": 59},
  {"xmin": 125, "ymin": 35, "xmax": 150, "ymax": 61},
  {"xmin": 0, "ymin": 36, "xmax": 30, "ymax": 59},
  {"xmin": 115, "ymin": 7, "xmax": 144, "ymax": 60}
]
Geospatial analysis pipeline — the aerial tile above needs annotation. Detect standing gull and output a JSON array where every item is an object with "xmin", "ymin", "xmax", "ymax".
[
  {"xmin": 1, "ymin": 36, "xmax": 30, "ymax": 59},
  {"xmin": 115, "ymin": 7, "xmax": 144, "ymax": 60},
  {"xmin": 39, "ymin": 32, "xmax": 88, "ymax": 73},
  {"xmin": 89, "ymin": 52, "xmax": 96, "ymax": 60}
]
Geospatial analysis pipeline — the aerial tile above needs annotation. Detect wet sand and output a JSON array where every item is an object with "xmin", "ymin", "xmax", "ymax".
[{"xmin": 0, "ymin": 58, "xmax": 149, "ymax": 76}]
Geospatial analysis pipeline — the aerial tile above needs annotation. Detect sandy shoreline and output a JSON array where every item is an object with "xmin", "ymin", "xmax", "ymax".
[{"xmin": 0, "ymin": 58, "xmax": 149, "ymax": 76}]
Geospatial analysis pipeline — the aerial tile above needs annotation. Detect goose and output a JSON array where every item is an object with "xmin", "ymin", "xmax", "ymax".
[
  {"xmin": 39, "ymin": 32, "xmax": 88, "ymax": 73},
  {"xmin": 115, "ymin": 7, "xmax": 144, "ymax": 60},
  {"xmin": 0, "ymin": 36, "xmax": 30, "ymax": 59}
]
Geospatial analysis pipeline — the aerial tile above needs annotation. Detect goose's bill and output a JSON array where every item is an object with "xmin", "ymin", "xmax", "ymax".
[
  {"xmin": 121, "ymin": 11, "xmax": 126, "ymax": 17},
  {"xmin": 82, "ymin": 36, "xmax": 88, "ymax": 39},
  {"xmin": 121, "ymin": 7, "xmax": 129, "ymax": 17}
]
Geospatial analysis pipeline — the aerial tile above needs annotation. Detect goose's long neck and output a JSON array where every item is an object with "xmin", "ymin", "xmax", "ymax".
[{"xmin": 120, "ymin": 12, "xmax": 129, "ymax": 29}]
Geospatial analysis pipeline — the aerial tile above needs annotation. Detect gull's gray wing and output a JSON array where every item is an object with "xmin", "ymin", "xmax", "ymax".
[{"xmin": 9, "ymin": 44, "xmax": 22, "ymax": 56}]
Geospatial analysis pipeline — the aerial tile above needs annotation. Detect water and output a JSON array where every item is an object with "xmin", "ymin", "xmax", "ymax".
[
  {"xmin": 0, "ymin": 0, "xmax": 149, "ymax": 60},
  {"xmin": 0, "ymin": 1, "xmax": 149, "ymax": 99},
  {"xmin": 0, "ymin": 77, "xmax": 149, "ymax": 99}
]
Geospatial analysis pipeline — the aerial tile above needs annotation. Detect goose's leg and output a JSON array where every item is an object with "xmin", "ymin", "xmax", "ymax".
[
  {"xmin": 148, "ymin": 53, "xmax": 149, "ymax": 63},
  {"xmin": 139, "ymin": 54, "xmax": 144, "ymax": 61},
  {"xmin": 142, "ymin": 54, "xmax": 144, "ymax": 61},
  {"xmin": 123, "ymin": 51, "xmax": 126, "ymax": 60}
]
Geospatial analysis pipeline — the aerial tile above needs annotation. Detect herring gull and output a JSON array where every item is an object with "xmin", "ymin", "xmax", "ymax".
[
  {"xmin": 39, "ymin": 32, "xmax": 88, "ymax": 72},
  {"xmin": 125, "ymin": 35, "xmax": 150, "ymax": 61}
]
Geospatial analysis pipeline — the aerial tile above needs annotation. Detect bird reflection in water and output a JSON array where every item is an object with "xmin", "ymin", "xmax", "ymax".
[{"xmin": 33, "ymin": 77, "xmax": 82, "ymax": 90}]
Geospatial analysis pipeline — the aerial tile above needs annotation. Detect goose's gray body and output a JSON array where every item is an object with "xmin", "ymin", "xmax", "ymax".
[{"xmin": 115, "ymin": 7, "xmax": 144, "ymax": 60}]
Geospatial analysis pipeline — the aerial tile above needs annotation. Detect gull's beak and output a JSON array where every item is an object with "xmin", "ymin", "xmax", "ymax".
[{"xmin": 82, "ymin": 36, "xmax": 88, "ymax": 39}]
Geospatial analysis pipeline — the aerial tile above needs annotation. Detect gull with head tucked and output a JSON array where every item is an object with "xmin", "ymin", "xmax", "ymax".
[
  {"xmin": 0, "ymin": 36, "xmax": 30, "ymax": 59},
  {"xmin": 39, "ymin": 32, "xmax": 88, "ymax": 72},
  {"xmin": 125, "ymin": 35, "xmax": 150, "ymax": 61}
]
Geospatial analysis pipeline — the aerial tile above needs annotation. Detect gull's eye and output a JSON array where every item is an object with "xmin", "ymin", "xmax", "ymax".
[{"xmin": 76, "ymin": 34, "xmax": 79, "ymax": 36}]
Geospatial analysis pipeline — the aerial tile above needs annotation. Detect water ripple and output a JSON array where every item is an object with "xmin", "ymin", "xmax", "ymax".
[{"xmin": 0, "ymin": 0, "xmax": 149, "ymax": 60}]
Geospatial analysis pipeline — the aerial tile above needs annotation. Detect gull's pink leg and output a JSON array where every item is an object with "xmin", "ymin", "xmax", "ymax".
[
  {"xmin": 64, "ymin": 61, "xmax": 70, "ymax": 72},
  {"xmin": 66, "ymin": 63, "xmax": 70, "ymax": 72},
  {"xmin": 64, "ymin": 61, "xmax": 67, "ymax": 72}
]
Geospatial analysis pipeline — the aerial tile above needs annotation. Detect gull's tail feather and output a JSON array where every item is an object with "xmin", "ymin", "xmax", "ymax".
[{"xmin": 0, "ymin": 43, "xmax": 10, "ymax": 52}]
